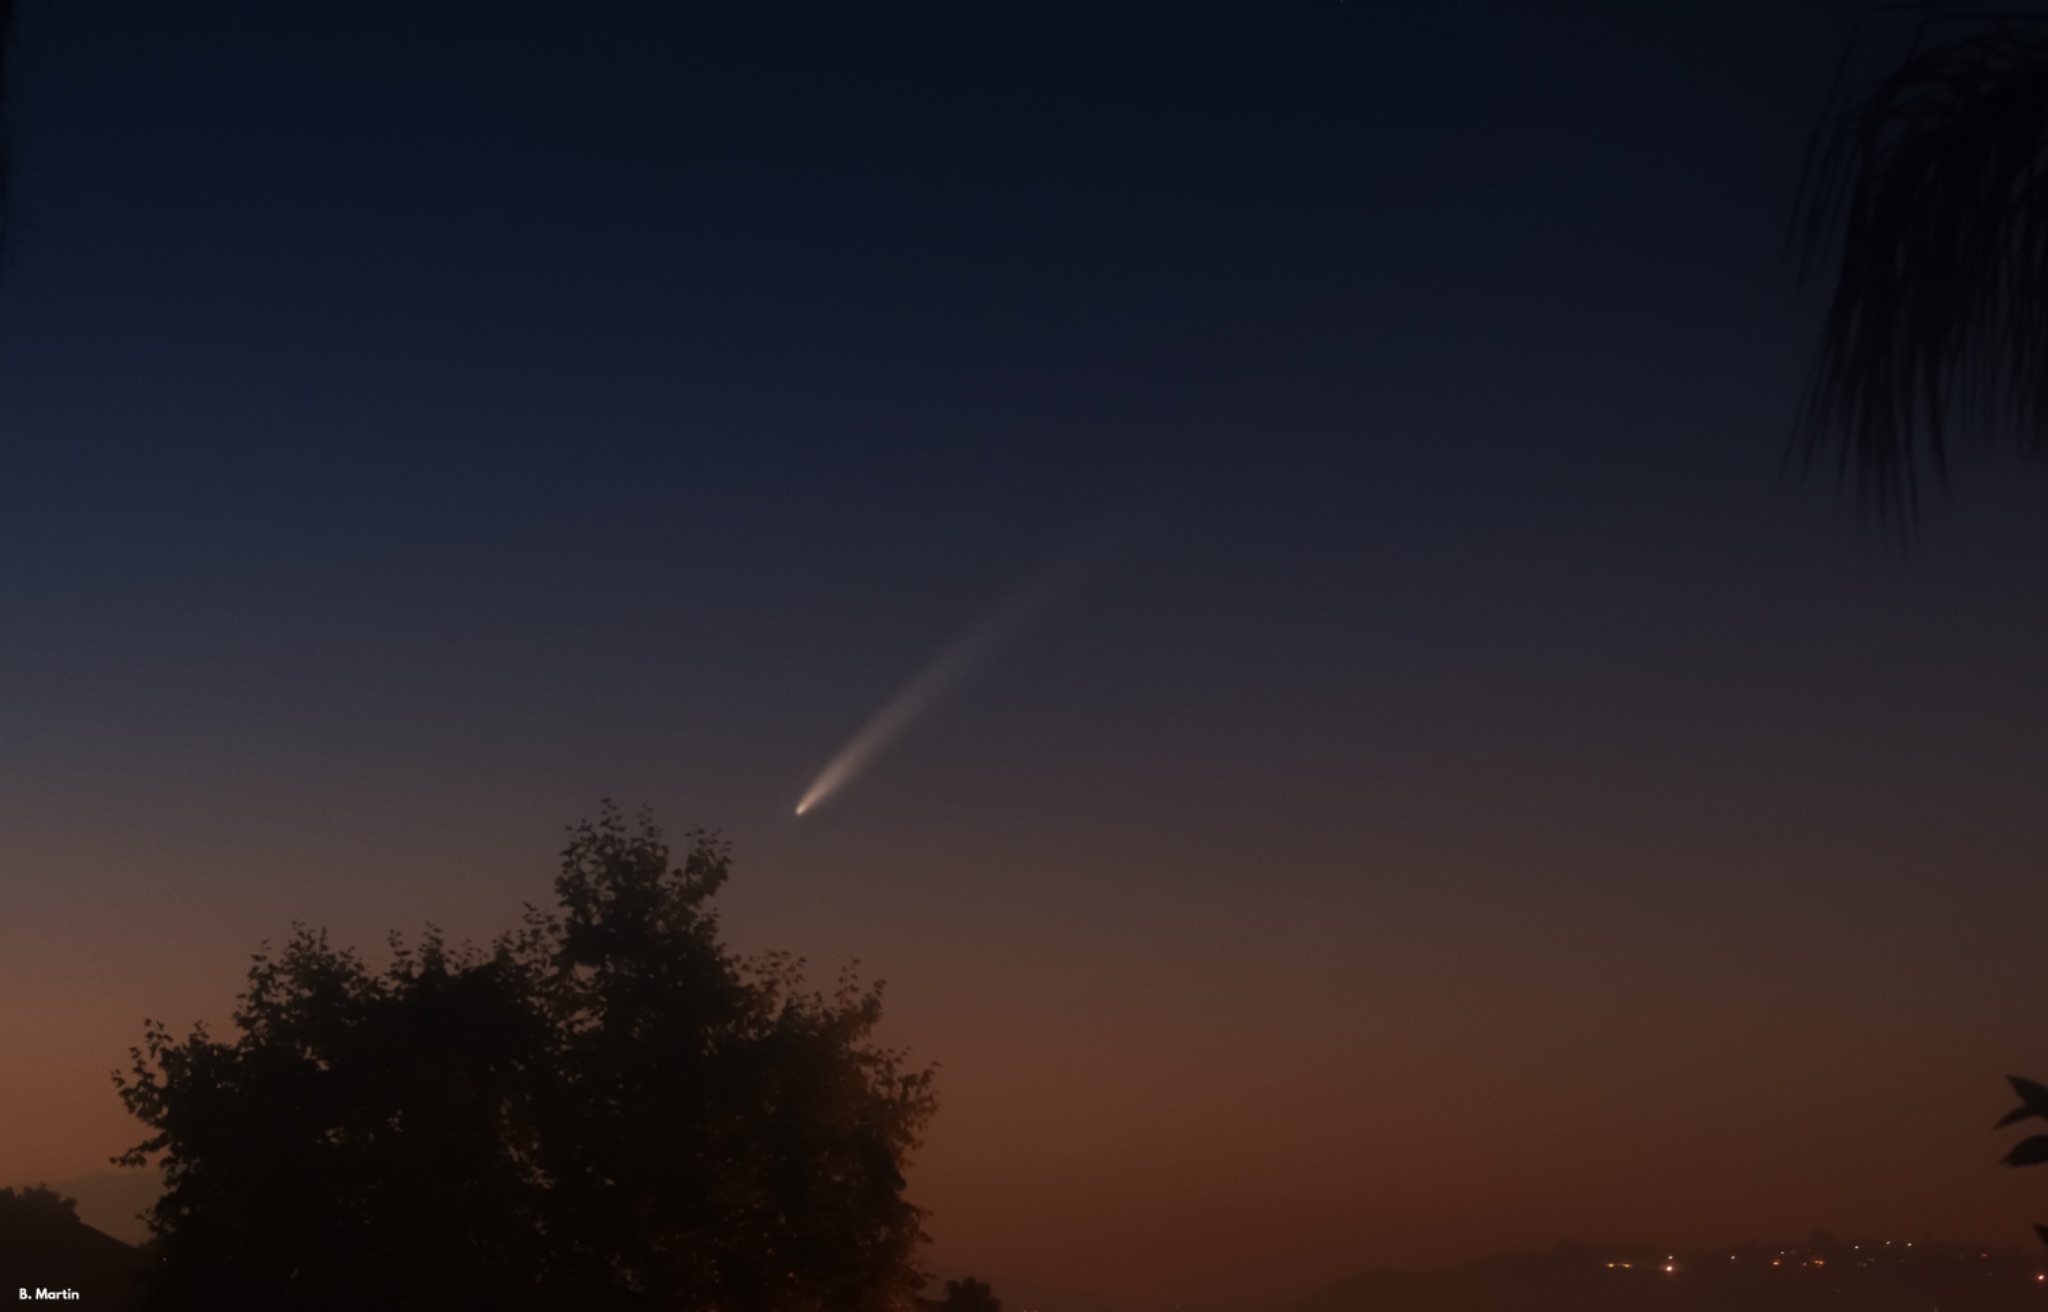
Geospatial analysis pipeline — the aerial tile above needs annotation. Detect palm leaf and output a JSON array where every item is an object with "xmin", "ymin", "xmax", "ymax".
[
  {"xmin": 1998, "ymin": 1074, "xmax": 2048, "ymax": 1127},
  {"xmin": 0, "ymin": 0, "xmax": 12, "ymax": 259},
  {"xmin": 1795, "ymin": 4, "xmax": 2048, "ymax": 529}
]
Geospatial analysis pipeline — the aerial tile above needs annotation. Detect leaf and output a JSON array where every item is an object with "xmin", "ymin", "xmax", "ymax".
[
  {"xmin": 1792, "ymin": 12, "xmax": 2048, "ymax": 530},
  {"xmin": 2012, "ymin": 1075, "xmax": 2048, "ymax": 1114},
  {"xmin": 1998, "ymin": 1076, "xmax": 2048, "ymax": 1127},
  {"xmin": 2001, "ymin": 1135, "xmax": 2048, "ymax": 1167}
]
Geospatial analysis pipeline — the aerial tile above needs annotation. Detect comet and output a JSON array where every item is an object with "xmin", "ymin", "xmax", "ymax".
[{"xmin": 793, "ymin": 536, "xmax": 1110, "ymax": 817}]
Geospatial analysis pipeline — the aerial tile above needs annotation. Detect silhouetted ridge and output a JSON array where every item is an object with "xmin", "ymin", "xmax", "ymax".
[{"xmin": 0, "ymin": 1184, "xmax": 147, "ymax": 1308}]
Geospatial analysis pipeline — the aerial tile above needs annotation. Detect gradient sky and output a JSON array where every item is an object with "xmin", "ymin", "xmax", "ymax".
[{"xmin": 6, "ymin": 2, "xmax": 2048, "ymax": 1307}]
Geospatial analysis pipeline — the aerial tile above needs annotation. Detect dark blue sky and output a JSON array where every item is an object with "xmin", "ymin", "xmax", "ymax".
[{"xmin": 7, "ymin": 3, "xmax": 2048, "ymax": 1306}]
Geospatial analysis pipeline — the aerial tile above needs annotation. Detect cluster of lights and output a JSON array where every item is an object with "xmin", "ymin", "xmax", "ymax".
[{"xmin": 1601, "ymin": 1240, "xmax": 2045, "ymax": 1287}]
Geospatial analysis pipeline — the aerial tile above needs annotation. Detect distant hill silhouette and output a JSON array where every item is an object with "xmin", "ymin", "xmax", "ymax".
[
  {"xmin": 0, "ymin": 1185, "xmax": 148, "ymax": 1308},
  {"xmin": 3, "ymin": 1205, "xmax": 2040, "ymax": 1312},
  {"xmin": 1283, "ymin": 1238, "xmax": 2048, "ymax": 1312}
]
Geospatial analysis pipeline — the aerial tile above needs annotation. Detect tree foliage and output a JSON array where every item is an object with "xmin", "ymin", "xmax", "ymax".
[
  {"xmin": 940, "ymin": 1275, "xmax": 1003, "ymax": 1312},
  {"xmin": 1796, "ymin": 5, "xmax": 2048, "ymax": 527},
  {"xmin": 1997, "ymin": 1074, "xmax": 2048, "ymax": 1245},
  {"xmin": 0, "ymin": 1183, "xmax": 81, "ymax": 1226},
  {"xmin": 0, "ymin": 0, "xmax": 13, "ymax": 259},
  {"xmin": 114, "ymin": 805, "xmax": 936, "ymax": 1311}
]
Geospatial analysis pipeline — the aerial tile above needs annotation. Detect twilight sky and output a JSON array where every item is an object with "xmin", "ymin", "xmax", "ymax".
[{"xmin": 5, "ymin": 2, "xmax": 2048, "ymax": 1307}]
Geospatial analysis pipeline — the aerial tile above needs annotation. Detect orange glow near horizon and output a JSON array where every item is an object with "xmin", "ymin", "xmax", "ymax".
[{"xmin": 7, "ymin": 792, "xmax": 2047, "ymax": 1308}]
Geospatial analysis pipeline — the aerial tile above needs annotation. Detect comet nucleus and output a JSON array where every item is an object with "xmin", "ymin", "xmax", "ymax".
[{"xmin": 793, "ymin": 538, "xmax": 1108, "ymax": 816}]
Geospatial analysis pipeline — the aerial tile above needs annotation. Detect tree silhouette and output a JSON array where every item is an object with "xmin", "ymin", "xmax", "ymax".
[
  {"xmin": 1804, "ymin": 9, "xmax": 2048, "ymax": 1248},
  {"xmin": 0, "ymin": 0, "xmax": 13, "ymax": 256},
  {"xmin": 0, "ymin": 1182, "xmax": 150, "ymax": 1307},
  {"xmin": 114, "ymin": 805, "xmax": 936, "ymax": 1311},
  {"xmin": 940, "ymin": 1276, "xmax": 1003, "ymax": 1312},
  {"xmin": 0, "ymin": 1182, "xmax": 80, "ymax": 1227},
  {"xmin": 1996, "ymin": 1075, "xmax": 2048, "ymax": 1244},
  {"xmin": 1796, "ymin": 5, "xmax": 2048, "ymax": 527}
]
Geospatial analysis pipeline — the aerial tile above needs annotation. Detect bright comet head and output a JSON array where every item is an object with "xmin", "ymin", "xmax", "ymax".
[{"xmin": 789, "ymin": 520, "xmax": 1135, "ymax": 818}]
